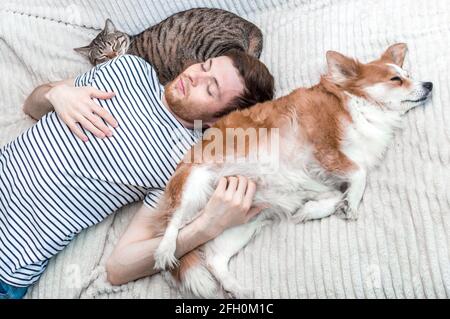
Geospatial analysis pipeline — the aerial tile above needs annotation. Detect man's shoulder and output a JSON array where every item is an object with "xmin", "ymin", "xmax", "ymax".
[
  {"xmin": 97, "ymin": 55, "xmax": 156, "ymax": 77},
  {"xmin": 95, "ymin": 54, "xmax": 161, "ymax": 88},
  {"xmin": 101, "ymin": 54, "xmax": 148, "ymax": 71},
  {"xmin": 111, "ymin": 54, "xmax": 148, "ymax": 66}
]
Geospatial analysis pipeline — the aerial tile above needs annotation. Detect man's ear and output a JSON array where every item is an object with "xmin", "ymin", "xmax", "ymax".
[
  {"xmin": 74, "ymin": 46, "xmax": 91, "ymax": 57},
  {"xmin": 381, "ymin": 43, "xmax": 408, "ymax": 67},
  {"xmin": 326, "ymin": 51, "xmax": 360, "ymax": 84}
]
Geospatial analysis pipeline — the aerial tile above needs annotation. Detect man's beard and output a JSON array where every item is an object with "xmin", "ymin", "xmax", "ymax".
[{"xmin": 164, "ymin": 79, "xmax": 211, "ymax": 124}]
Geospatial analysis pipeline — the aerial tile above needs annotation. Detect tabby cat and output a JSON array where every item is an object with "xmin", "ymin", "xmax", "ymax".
[{"xmin": 74, "ymin": 8, "xmax": 263, "ymax": 85}]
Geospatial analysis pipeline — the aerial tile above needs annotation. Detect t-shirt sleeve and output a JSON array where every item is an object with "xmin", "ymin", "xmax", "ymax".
[
  {"xmin": 73, "ymin": 55, "xmax": 161, "ymax": 91},
  {"xmin": 143, "ymin": 189, "xmax": 165, "ymax": 209}
]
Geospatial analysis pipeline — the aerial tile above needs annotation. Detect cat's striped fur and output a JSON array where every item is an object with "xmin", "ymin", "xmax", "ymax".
[{"xmin": 75, "ymin": 8, "xmax": 263, "ymax": 85}]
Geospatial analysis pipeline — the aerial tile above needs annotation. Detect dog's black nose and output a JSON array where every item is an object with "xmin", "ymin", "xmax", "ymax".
[{"xmin": 423, "ymin": 82, "xmax": 433, "ymax": 91}]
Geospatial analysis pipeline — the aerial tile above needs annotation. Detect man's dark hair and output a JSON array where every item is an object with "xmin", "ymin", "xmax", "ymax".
[{"xmin": 214, "ymin": 50, "xmax": 275, "ymax": 118}]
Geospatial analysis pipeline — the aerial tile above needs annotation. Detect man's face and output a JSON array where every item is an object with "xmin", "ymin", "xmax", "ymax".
[{"xmin": 164, "ymin": 56, "xmax": 245, "ymax": 127}]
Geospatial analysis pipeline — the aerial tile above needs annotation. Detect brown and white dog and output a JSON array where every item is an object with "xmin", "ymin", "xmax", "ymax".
[{"xmin": 150, "ymin": 43, "xmax": 433, "ymax": 298}]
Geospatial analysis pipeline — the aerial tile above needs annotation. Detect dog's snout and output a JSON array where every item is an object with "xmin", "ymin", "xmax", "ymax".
[{"xmin": 423, "ymin": 82, "xmax": 433, "ymax": 92}]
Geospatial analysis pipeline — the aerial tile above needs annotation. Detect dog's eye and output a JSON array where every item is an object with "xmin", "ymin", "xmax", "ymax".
[{"xmin": 391, "ymin": 76, "xmax": 403, "ymax": 84}]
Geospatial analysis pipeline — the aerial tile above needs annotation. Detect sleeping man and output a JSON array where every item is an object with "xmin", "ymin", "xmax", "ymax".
[{"xmin": 0, "ymin": 52, "xmax": 274, "ymax": 299}]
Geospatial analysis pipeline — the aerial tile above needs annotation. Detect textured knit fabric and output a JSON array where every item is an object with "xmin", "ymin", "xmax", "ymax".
[{"xmin": 0, "ymin": 0, "xmax": 449, "ymax": 298}]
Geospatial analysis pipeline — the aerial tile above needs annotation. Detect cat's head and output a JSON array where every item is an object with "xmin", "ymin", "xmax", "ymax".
[{"xmin": 74, "ymin": 19, "xmax": 130, "ymax": 65}]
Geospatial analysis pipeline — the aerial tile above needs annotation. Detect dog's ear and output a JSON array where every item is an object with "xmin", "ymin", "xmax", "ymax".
[
  {"xmin": 74, "ymin": 45, "xmax": 91, "ymax": 57},
  {"xmin": 326, "ymin": 51, "xmax": 360, "ymax": 84},
  {"xmin": 381, "ymin": 43, "xmax": 408, "ymax": 67}
]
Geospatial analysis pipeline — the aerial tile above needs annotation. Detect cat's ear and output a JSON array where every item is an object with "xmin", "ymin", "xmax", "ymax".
[
  {"xmin": 74, "ymin": 46, "xmax": 91, "ymax": 57},
  {"xmin": 104, "ymin": 19, "xmax": 117, "ymax": 34}
]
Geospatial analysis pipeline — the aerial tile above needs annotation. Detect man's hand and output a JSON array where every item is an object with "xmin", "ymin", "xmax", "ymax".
[
  {"xmin": 198, "ymin": 176, "xmax": 268, "ymax": 238},
  {"xmin": 45, "ymin": 84, "xmax": 117, "ymax": 142},
  {"xmin": 23, "ymin": 79, "xmax": 118, "ymax": 142}
]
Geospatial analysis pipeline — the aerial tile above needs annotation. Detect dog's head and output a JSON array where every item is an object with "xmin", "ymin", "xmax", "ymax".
[{"xmin": 325, "ymin": 43, "xmax": 433, "ymax": 113}]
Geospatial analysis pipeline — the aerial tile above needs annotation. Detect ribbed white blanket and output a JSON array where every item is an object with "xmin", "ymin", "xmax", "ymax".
[{"xmin": 0, "ymin": 0, "xmax": 449, "ymax": 299}]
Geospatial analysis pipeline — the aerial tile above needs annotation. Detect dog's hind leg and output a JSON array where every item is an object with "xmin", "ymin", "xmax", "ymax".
[
  {"xmin": 204, "ymin": 214, "xmax": 270, "ymax": 299},
  {"xmin": 167, "ymin": 249, "xmax": 219, "ymax": 299},
  {"xmin": 154, "ymin": 165, "xmax": 216, "ymax": 270}
]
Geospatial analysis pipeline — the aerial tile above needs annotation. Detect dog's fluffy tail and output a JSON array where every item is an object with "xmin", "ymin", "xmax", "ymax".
[{"xmin": 170, "ymin": 249, "xmax": 218, "ymax": 298}]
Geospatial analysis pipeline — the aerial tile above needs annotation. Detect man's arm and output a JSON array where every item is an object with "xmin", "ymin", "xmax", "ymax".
[
  {"xmin": 106, "ymin": 204, "xmax": 217, "ymax": 285},
  {"xmin": 22, "ymin": 78, "xmax": 74, "ymax": 121},
  {"xmin": 106, "ymin": 176, "xmax": 266, "ymax": 286},
  {"xmin": 22, "ymin": 79, "xmax": 117, "ymax": 141}
]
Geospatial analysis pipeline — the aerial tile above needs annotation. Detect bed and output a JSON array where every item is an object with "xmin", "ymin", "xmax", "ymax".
[{"xmin": 0, "ymin": 0, "xmax": 449, "ymax": 298}]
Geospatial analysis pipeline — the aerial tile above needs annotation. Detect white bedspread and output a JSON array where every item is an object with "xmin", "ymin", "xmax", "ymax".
[{"xmin": 0, "ymin": 0, "xmax": 449, "ymax": 298}]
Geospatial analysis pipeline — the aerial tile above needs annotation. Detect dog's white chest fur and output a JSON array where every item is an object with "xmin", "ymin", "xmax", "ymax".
[{"xmin": 341, "ymin": 95, "xmax": 403, "ymax": 169}]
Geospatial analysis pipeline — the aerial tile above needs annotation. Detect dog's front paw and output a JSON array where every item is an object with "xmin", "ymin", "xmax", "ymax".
[
  {"xmin": 334, "ymin": 198, "xmax": 348, "ymax": 218},
  {"xmin": 154, "ymin": 240, "xmax": 179, "ymax": 270},
  {"xmin": 290, "ymin": 206, "xmax": 312, "ymax": 224},
  {"xmin": 335, "ymin": 198, "xmax": 359, "ymax": 220},
  {"xmin": 342, "ymin": 206, "xmax": 359, "ymax": 220},
  {"xmin": 291, "ymin": 213, "xmax": 311, "ymax": 224}
]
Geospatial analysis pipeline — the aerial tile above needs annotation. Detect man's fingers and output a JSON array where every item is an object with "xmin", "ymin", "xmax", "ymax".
[
  {"xmin": 245, "ymin": 205, "xmax": 265, "ymax": 222},
  {"xmin": 67, "ymin": 121, "xmax": 88, "ymax": 142},
  {"xmin": 244, "ymin": 181, "xmax": 256, "ymax": 202},
  {"xmin": 90, "ymin": 88, "xmax": 115, "ymax": 100},
  {"xmin": 243, "ymin": 180, "xmax": 257, "ymax": 207},
  {"xmin": 225, "ymin": 176, "xmax": 238, "ymax": 197},
  {"xmin": 92, "ymin": 104, "xmax": 118, "ymax": 128},
  {"xmin": 78, "ymin": 117, "xmax": 106, "ymax": 139},
  {"xmin": 84, "ymin": 112, "xmax": 113, "ymax": 137},
  {"xmin": 214, "ymin": 177, "xmax": 228, "ymax": 195},
  {"xmin": 234, "ymin": 175, "xmax": 248, "ymax": 200}
]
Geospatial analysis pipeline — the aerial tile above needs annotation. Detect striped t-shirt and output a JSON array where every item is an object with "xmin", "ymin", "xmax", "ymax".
[{"xmin": 0, "ymin": 55, "xmax": 201, "ymax": 287}]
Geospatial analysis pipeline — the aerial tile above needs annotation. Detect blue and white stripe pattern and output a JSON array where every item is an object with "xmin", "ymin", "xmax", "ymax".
[{"xmin": 0, "ymin": 55, "xmax": 200, "ymax": 287}]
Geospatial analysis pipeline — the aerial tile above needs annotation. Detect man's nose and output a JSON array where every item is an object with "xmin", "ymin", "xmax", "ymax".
[{"xmin": 190, "ymin": 73, "xmax": 208, "ymax": 87}]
